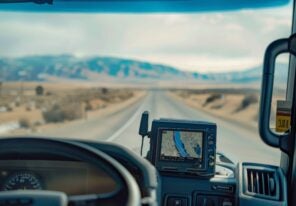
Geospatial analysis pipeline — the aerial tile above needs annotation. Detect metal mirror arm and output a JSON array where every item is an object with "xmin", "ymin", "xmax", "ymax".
[{"xmin": 259, "ymin": 34, "xmax": 296, "ymax": 153}]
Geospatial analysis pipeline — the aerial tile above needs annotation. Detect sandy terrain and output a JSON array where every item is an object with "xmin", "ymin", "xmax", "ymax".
[
  {"xmin": 170, "ymin": 90, "xmax": 260, "ymax": 131},
  {"xmin": 0, "ymin": 82, "xmax": 146, "ymax": 135},
  {"xmin": 170, "ymin": 88, "xmax": 287, "ymax": 133},
  {"xmin": 36, "ymin": 90, "xmax": 146, "ymax": 133}
]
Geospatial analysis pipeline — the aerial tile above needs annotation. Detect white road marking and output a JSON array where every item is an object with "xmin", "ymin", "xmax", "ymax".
[{"xmin": 106, "ymin": 95, "xmax": 148, "ymax": 142}]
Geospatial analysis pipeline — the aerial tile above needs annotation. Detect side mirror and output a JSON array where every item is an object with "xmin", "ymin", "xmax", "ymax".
[{"xmin": 259, "ymin": 34, "xmax": 295, "ymax": 152}]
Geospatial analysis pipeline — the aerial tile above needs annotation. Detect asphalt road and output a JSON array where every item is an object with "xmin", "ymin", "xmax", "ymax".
[{"xmin": 43, "ymin": 90, "xmax": 280, "ymax": 165}]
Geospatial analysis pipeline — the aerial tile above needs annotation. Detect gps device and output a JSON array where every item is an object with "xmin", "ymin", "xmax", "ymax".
[{"xmin": 149, "ymin": 119, "xmax": 216, "ymax": 177}]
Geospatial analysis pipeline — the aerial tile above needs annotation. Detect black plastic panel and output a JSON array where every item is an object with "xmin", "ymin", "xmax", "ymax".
[
  {"xmin": 160, "ymin": 174, "xmax": 236, "ymax": 206},
  {"xmin": 237, "ymin": 163, "xmax": 287, "ymax": 206}
]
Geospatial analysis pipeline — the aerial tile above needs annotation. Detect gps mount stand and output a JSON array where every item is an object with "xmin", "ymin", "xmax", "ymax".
[{"xmin": 139, "ymin": 111, "xmax": 151, "ymax": 156}]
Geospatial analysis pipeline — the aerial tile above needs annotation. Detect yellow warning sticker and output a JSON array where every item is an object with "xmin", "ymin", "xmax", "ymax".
[
  {"xmin": 276, "ymin": 115, "xmax": 291, "ymax": 132},
  {"xmin": 276, "ymin": 100, "xmax": 291, "ymax": 133}
]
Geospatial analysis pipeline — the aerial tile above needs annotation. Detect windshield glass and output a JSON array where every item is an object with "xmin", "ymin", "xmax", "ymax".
[{"xmin": 0, "ymin": 4, "xmax": 292, "ymax": 165}]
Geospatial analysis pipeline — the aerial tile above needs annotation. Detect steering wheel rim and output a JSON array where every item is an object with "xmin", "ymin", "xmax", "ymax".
[{"xmin": 0, "ymin": 137, "xmax": 141, "ymax": 206}]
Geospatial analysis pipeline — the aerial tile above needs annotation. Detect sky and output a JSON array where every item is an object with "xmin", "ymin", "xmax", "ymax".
[{"xmin": 0, "ymin": 3, "xmax": 293, "ymax": 73}]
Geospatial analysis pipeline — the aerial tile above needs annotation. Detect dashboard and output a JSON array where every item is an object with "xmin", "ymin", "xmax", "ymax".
[
  {"xmin": 0, "ymin": 139, "xmax": 237, "ymax": 206},
  {"xmin": 0, "ymin": 118, "xmax": 288, "ymax": 206},
  {"xmin": 85, "ymin": 141, "xmax": 286, "ymax": 206},
  {"xmin": 0, "ymin": 160, "xmax": 118, "ymax": 196},
  {"xmin": 0, "ymin": 137, "xmax": 287, "ymax": 206}
]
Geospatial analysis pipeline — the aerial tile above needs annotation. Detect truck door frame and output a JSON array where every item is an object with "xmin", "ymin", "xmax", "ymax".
[{"xmin": 284, "ymin": 0, "xmax": 296, "ymax": 204}]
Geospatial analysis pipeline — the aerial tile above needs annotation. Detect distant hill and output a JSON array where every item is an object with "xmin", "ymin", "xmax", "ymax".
[
  {"xmin": 0, "ymin": 55, "xmax": 195, "ymax": 81},
  {"xmin": 0, "ymin": 55, "xmax": 288, "ymax": 83},
  {"xmin": 206, "ymin": 63, "xmax": 288, "ymax": 83}
]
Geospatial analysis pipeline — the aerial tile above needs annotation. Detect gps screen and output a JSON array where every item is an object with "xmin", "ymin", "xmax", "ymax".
[{"xmin": 160, "ymin": 130, "xmax": 203, "ymax": 160}]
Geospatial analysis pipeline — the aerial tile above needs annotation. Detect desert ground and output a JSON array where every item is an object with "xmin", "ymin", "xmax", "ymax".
[
  {"xmin": 0, "ymin": 82, "xmax": 286, "ymax": 140},
  {"xmin": 170, "ymin": 87, "xmax": 285, "ymax": 131},
  {"xmin": 0, "ymin": 82, "xmax": 144, "ymax": 135}
]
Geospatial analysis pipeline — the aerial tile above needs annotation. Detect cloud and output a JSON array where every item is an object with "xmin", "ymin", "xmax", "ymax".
[{"xmin": 0, "ymin": 4, "xmax": 292, "ymax": 72}]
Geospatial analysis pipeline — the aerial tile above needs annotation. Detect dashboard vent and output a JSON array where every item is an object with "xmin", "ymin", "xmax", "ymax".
[{"xmin": 245, "ymin": 167, "xmax": 280, "ymax": 200}]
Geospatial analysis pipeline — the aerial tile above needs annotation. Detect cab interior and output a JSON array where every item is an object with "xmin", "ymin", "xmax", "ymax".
[{"xmin": 0, "ymin": 0, "xmax": 295, "ymax": 206}]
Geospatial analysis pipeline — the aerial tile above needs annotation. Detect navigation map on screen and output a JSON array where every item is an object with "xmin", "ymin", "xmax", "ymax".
[{"xmin": 160, "ymin": 130, "xmax": 203, "ymax": 160}]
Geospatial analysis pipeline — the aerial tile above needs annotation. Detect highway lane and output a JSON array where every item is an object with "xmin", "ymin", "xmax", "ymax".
[{"xmin": 40, "ymin": 90, "xmax": 280, "ymax": 165}]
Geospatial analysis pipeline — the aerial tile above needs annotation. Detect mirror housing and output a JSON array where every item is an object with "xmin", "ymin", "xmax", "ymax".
[{"xmin": 259, "ymin": 34, "xmax": 296, "ymax": 152}]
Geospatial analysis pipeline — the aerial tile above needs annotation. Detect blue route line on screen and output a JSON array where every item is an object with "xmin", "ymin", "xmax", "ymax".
[{"xmin": 173, "ymin": 131, "xmax": 189, "ymax": 157}]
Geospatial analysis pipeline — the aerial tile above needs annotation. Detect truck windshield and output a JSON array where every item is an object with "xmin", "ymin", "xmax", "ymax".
[{"xmin": 0, "ymin": 3, "xmax": 292, "ymax": 165}]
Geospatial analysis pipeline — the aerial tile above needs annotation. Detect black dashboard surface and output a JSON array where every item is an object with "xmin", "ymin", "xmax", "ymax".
[
  {"xmin": 0, "ymin": 160, "xmax": 118, "ymax": 195},
  {"xmin": 0, "ymin": 137, "xmax": 287, "ymax": 206},
  {"xmin": 77, "ymin": 139, "xmax": 237, "ymax": 206}
]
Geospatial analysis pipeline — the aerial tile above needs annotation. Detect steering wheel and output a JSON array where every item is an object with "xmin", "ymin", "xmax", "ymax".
[{"xmin": 0, "ymin": 137, "xmax": 141, "ymax": 206}]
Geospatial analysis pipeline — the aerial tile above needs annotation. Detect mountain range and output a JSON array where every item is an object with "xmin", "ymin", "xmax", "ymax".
[{"xmin": 0, "ymin": 55, "xmax": 288, "ymax": 83}]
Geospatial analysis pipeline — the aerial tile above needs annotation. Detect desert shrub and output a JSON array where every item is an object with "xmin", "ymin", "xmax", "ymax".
[
  {"xmin": 203, "ymin": 93, "xmax": 223, "ymax": 107},
  {"xmin": 3, "ymin": 104, "xmax": 13, "ymax": 112},
  {"xmin": 85, "ymin": 101, "xmax": 93, "ymax": 111},
  {"xmin": 236, "ymin": 94, "xmax": 258, "ymax": 112},
  {"xmin": 35, "ymin": 85, "xmax": 44, "ymax": 96},
  {"xmin": 62, "ymin": 104, "xmax": 83, "ymax": 120},
  {"xmin": 33, "ymin": 121, "xmax": 43, "ymax": 127},
  {"xmin": 15, "ymin": 101, "xmax": 20, "ymax": 107},
  {"xmin": 7, "ymin": 106, "xmax": 13, "ymax": 112},
  {"xmin": 179, "ymin": 92, "xmax": 190, "ymax": 98},
  {"xmin": 101, "ymin": 87, "xmax": 108, "ymax": 94},
  {"xmin": 100, "ymin": 104, "xmax": 107, "ymax": 109},
  {"xmin": 45, "ymin": 91, "xmax": 52, "ymax": 96},
  {"xmin": 42, "ymin": 103, "xmax": 83, "ymax": 123},
  {"xmin": 211, "ymin": 104, "xmax": 224, "ymax": 109},
  {"xmin": 100, "ymin": 95, "xmax": 113, "ymax": 102},
  {"xmin": 42, "ymin": 105, "xmax": 63, "ymax": 123},
  {"xmin": 19, "ymin": 118, "xmax": 30, "ymax": 128},
  {"xmin": 121, "ymin": 91, "xmax": 133, "ymax": 100}
]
